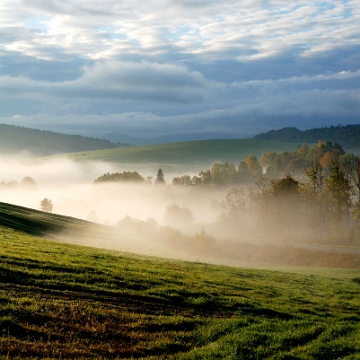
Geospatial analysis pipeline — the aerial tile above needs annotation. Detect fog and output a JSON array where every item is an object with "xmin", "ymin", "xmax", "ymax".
[
  {"xmin": 1, "ymin": 154, "xmax": 358, "ymax": 268},
  {"xmin": 0, "ymin": 155, "xmax": 223, "ymax": 227}
]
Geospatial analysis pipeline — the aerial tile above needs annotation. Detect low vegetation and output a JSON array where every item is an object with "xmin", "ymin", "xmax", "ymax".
[{"xmin": 1, "ymin": 224, "xmax": 360, "ymax": 359}]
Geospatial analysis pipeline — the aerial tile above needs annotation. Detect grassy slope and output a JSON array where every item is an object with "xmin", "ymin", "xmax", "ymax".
[
  {"xmin": 1, "ymin": 203, "xmax": 360, "ymax": 359},
  {"xmin": 0, "ymin": 202, "xmax": 98, "ymax": 236},
  {"xmin": 49, "ymin": 139, "xmax": 300, "ymax": 165},
  {"xmin": 1, "ymin": 201, "xmax": 360, "ymax": 269},
  {"xmin": 0, "ymin": 202, "xmax": 142, "ymax": 254}
]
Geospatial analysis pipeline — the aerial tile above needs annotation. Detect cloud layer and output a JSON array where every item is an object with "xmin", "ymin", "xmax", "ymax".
[{"xmin": 0, "ymin": 0, "xmax": 359, "ymax": 138}]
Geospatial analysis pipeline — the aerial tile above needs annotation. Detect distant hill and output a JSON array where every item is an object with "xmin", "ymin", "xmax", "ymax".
[
  {"xmin": 253, "ymin": 124, "xmax": 360, "ymax": 153},
  {"xmin": 49, "ymin": 139, "xmax": 300, "ymax": 170},
  {"xmin": 0, "ymin": 124, "xmax": 128, "ymax": 156},
  {"xmin": 100, "ymin": 131, "xmax": 240, "ymax": 145}
]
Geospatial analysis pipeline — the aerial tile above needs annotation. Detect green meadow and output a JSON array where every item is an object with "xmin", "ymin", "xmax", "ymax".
[
  {"xmin": 1, "ymin": 203, "xmax": 360, "ymax": 359},
  {"xmin": 46, "ymin": 139, "xmax": 300, "ymax": 165}
]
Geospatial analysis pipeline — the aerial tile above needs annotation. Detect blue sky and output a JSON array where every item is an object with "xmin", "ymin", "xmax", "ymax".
[{"xmin": 0, "ymin": 0, "xmax": 359, "ymax": 139}]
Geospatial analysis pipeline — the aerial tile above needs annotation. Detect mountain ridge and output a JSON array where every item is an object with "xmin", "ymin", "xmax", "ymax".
[
  {"xmin": 0, "ymin": 123, "xmax": 129, "ymax": 156},
  {"xmin": 1, "ymin": 122, "xmax": 360, "ymax": 157}
]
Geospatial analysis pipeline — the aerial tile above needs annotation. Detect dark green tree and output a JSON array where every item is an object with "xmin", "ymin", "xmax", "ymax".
[
  {"xmin": 94, "ymin": 171, "xmax": 144, "ymax": 184},
  {"xmin": 172, "ymin": 175, "xmax": 191, "ymax": 186},
  {"xmin": 155, "ymin": 169, "xmax": 166, "ymax": 184},
  {"xmin": 261, "ymin": 174, "xmax": 302, "ymax": 244},
  {"xmin": 340, "ymin": 153, "xmax": 360, "ymax": 202},
  {"xmin": 322, "ymin": 164, "xmax": 353, "ymax": 232}
]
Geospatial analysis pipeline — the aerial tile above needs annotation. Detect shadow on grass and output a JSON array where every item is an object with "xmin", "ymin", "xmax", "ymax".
[
  {"xmin": 0, "ymin": 319, "xmax": 48, "ymax": 341},
  {"xmin": 236, "ymin": 302, "xmax": 295, "ymax": 320},
  {"xmin": 145, "ymin": 320, "xmax": 200, "ymax": 333},
  {"xmin": 0, "ymin": 267, "xmax": 296, "ymax": 321},
  {"xmin": 0, "ymin": 268, "xmax": 37, "ymax": 285}
]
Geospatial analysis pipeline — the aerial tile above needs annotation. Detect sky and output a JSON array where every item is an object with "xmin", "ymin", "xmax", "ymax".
[{"xmin": 0, "ymin": 0, "xmax": 359, "ymax": 139}]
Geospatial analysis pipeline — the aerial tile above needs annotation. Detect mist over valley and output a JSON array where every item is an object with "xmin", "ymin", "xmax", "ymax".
[{"xmin": 1, "ymin": 129, "xmax": 360, "ymax": 268}]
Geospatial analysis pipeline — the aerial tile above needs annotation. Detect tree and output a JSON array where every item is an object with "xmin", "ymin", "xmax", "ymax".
[
  {"xmin": 198, "ymin": 170, "xmax": 211, "ymax": 185},
  {"xmin": 21, "ymin": 176, "xmax": 36, "ymax": 189},
  {"xmin": 244, "ymin": 155, "xmax": 262, "ymax": 178},
  {"xmin": 155, "ymin": 169, "xmax": 166, "ymax": 184},
  {"xmin": 40, "ymin": 198, "xmax": 53, "ymax": 212},
  {"xmin": 210, "ymin": 162, "xmax": 237, "ymax": 185},
  {"xmin": 271, "ymin": 173, "xmax": 300, "ymax": 198},
  {"xmin": 340, "ymin": 153, "xmax": 360, "ymax": 202},
  {"xmin": 164, "ymin": 204, "xmax": 194, "ymax": 230},
  {"xmin": 322, "ymin": 164, "xmax": 353, "ymax": 230},
  {"xmin": 94, "ymin": 171, "xmax": 144, "ymax": 184},
  {"xmin": 261, "ymin": 174, "xmax": 302, "ymax": 244},
  {"xmin": 172, "ymin": 175, "xmax": 192, "ymax": 186},
  {"xmin": 192, "ymin": 228, "xmax": 217, "ymax": 255},
  {"xmin": 302, "ymin": 162, "xmax": 327, "ymax": 232}
]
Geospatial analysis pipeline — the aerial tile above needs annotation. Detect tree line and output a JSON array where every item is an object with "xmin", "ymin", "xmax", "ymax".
[{"xmin": 92, "ymin": 141, "xmax": 359, "ymax": 197}]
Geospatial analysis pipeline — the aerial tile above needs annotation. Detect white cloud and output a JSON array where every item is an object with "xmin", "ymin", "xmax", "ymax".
[
  {"xmin": 1, "ymin": 0, "xmax": 359, "ymax": 61},
  {"xmin": 0, "ymin": 0, "xmax": 359, "ymax": 137}
]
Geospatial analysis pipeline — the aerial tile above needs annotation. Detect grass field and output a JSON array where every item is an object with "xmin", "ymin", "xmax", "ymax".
[
  {"xmin": 1, "ymin": 203, "xmax": 360, "ymax": 359},
  {"xmin": 45, "ymin": 139, "xmax": 300, "ymax": 166}
]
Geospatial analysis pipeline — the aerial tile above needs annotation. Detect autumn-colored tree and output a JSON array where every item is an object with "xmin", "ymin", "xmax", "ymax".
[
  {"xmin": 237, "ymin": 161, "xmax": 251, "ymax": 183},
  {"xmin": 260, "ymin": 151, "xmax": 278, "ymax": 169},
  {"xmin": 210, "ymin": 162, "xmax": 238, "ymax": 185},
  {"xmin": 244, "ymin": 155, "xmax": 262, "ymax": 178}
]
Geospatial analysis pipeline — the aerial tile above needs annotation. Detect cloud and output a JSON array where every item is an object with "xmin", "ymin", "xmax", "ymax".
[
  {"xmin": 0, "ymin": 0, "xmax": 359, "ymax": 137},
  {"xmin": 0, "ymin": 60, "xmax": 211, "ymax": 110},
  {"xmin": 2, "ymin": 0, "xmax": 358, "ymax": 61}
]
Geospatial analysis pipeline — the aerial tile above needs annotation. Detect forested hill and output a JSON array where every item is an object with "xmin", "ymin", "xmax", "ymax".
[
  {"xmin": 253, "ymin": 124, "xmax": 360, "ymax": 152},
  {"xmin": 0, "ymin": 124, "xmax": 129, "ymax": 156}
]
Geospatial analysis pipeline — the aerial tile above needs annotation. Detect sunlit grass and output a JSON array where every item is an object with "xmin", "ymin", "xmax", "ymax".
[{"xmin": 1, "ymin": 223, "xmax": 360, "ymax": 359}]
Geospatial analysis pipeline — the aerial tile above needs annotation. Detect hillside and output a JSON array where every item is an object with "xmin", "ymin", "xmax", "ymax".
[
  {"xmin": 1, "ymin": 202, "xmax": 360, "ymax": 358},
  {"xmin": 253, "ymin": 124, "xmax": 360, "ymax": 153},
  {"xmin": 1, "ymin": 201, "xmax": 360, "ymax": 269},
  {"xmin": 49, "ymin": 139, "xmax": 300, "ymax": 167},
  {"xmin": 0, "ymin": 124, "xmax": 128, "ymax": 156},
  {"xmin": 100, "ymin": 130, "xmax": 245, "ymax": 145},
  {"xmin": 0, "ymin": 202, "xmax": 142, "ymax": 254},
  {"xmin": 0, "ymin": 201, "xmax": 105, "ymax": 240}
]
